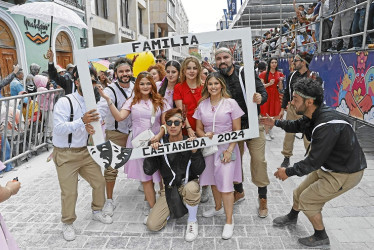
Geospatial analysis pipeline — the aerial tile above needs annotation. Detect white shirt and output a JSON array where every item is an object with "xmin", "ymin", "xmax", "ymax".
[
  {"xmin": 52, "ymin": 92, "xmax": 88, "ymax": 148},
  {"xmin": 97, "ymin": 81, "xmax": 134, "ymax": 134}
]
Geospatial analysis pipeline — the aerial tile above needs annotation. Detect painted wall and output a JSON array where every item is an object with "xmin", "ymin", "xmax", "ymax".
[
  {"xmin": 278, "ymin": 51, "xmax": 374, "ymax": 126},
  {"xmin": 0, "ymin": 6, "xmax": 85, "ymax": 73}
]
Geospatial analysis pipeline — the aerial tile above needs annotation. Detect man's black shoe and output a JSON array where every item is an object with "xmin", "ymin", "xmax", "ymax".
[
  {"xmin": 273, "ymin": 215, "xmax": 297, "ymax": 227},
  {"xmin": 281, "ymin": 157, "xmax": 290, "ymax": 168},
  {"xmin": 298, "ymin": 235, "xmax": 330, "ymax": 248}
]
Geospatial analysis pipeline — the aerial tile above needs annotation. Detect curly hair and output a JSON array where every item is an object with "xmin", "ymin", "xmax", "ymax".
[
  {"xmin": 114, "ymin": 57, "xmax": 133, "ymax": 73},
  {"xmin": 147, "ymin": 64, "xmax": 166, "ymax": 82},
  {"xmin": 293, "ymin": 78, "xmax": 324, "ymax": 106},
  {"xmin": 130, "ymin": 71, "xmax": 165, "ymax": 112},
  {"xmin": 180, "ymin": 57, "xmax": 202, "ymax": 86}
]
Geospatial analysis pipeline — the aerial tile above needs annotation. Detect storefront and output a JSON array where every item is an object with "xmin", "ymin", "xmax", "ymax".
[{"xmin": 0, "ymin": 1, "xmax": 86, "ymax": 96}]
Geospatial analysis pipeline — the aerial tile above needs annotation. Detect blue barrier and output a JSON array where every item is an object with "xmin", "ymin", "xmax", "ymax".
[{"xmin": 278, "ymin": 51, "xmax": 374, "ymax": 126}]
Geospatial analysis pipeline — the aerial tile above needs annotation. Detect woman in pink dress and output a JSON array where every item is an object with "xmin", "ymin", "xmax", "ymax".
[
  {"xmin": 193, "ymin": 72, "xmax": 244, "ymax": 240},
  {"xmin": 98, "ymin": 71, "xmax": 170, "ymax": 219},
  {"xmin": 157, "ymin": 60, "xmax": 181, "ymax": 107}
]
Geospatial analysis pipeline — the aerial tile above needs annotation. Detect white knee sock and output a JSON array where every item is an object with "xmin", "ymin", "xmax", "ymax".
[{"xmin": 186, "ymin": 204, "xmax": 198, "ymax": 223}]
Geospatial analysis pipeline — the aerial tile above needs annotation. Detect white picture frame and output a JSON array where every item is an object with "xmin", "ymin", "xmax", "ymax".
[{"xmin": 74, "ymin": 27, "xmax": 259, "ymax": 166}]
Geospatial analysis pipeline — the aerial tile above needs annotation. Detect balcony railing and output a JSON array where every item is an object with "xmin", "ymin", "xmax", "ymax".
[{"xmin": 56, "ymin": 0, "xmax": 85, "ymax": 11}]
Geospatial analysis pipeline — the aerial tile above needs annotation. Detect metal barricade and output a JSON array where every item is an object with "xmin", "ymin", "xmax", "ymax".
[{"xmin": 0, "ymin": 89, "xmax": 64, "ymax": 167}]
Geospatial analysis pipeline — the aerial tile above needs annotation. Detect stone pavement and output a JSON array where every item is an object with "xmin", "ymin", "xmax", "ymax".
[{"xmin": 0, "ymin": 125, "xmax": 373, "ymax": 250}]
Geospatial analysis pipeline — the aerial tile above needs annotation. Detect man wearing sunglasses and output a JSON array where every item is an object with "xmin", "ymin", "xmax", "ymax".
[
  {"xmin": 155, "ymin": 54, "xmax": 167, "ymax": 67},
  {"xmin": 278, "ymin": 52, "xmax": 322, "ymax": 169},
  {"xmin": 143, "ymin": 108, "xmax": 205, "ymax": 242}
]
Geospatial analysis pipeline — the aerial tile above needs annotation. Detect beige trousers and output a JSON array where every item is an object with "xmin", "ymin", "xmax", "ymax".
[
  {"xmin": 281, "ymin": 104, "xmax": 310, "ymax": 158},
  {"xmin": 293, "ymin": 169, "xmax": 364, "ymax": 217},
  {"xmin": 238, "ymin": 125, "xmax": 270, "ymax": 187},
  {"xmin": 53, "ymin": 147, "xmax": 106, "ymax": 224},
  {"xmin": 103, "ymin": 130, "xmax": 128, "ymax": 182},
  {"xmin": 146, "ymin": 180, "xmax": 200, "ymax": 231}
]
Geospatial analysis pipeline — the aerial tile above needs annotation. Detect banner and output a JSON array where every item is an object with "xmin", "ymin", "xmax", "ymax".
[{"xmin": 278, "ymin": 51, "xmax": 374, "ymax": 125}]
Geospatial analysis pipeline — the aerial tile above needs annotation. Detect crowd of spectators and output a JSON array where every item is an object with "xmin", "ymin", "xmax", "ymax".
[{"xmin": 253, "ymin": 0, "xmax": 374, "ymax": 58}]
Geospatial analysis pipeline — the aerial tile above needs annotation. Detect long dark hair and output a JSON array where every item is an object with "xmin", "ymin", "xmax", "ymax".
[
  {"xmin": 158, "ymin": 60, "xmax": 181, "ymax": 96},
  {"xmin": 265, "ymin": 57, "xmax": 278, "ymax": 84}
]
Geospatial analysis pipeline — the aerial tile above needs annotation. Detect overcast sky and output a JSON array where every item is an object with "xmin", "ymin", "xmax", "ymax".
[{"xmin": 181, "ymin": 0, "xmax": 241, "ymax": 33}]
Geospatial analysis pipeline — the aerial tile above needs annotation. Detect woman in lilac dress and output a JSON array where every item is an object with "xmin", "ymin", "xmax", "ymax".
[
  {"xmin": 193, "ymin": 72, "xmax": 244, "ymax": 240},
  {"xmin": 157, "ymin": 60, "xmax": 181, "ymax": 108},
  {"xmin": 98, "ymin": 71, "xmax": 170, "ymax": 218}
]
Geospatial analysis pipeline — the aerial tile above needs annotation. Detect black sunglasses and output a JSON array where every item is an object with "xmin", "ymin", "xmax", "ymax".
[{"xmin": 166, "ymin": 120, "xmax": 182, "ymax": 126}]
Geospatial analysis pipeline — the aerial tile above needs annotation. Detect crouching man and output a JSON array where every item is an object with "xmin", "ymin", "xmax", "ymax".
[
  {"xmin": 260, "ymin": 78, "xmax": 366, "ymax": 248},
  {"xmin": 143, "ymin": 108, "xmax": 205, "ymax": 242}
]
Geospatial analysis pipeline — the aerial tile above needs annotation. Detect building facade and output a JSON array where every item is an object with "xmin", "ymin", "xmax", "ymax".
[
  {"xmin": 0, "ymin": 0, "xmax": 86, "ymax": 96},
  {"xmin": 85, "ymin": 0, "xmax": 150, "ymax": 48},
  {"xmin": 149, "ymin": 0, "xmax": 189, "ymax": 61}
]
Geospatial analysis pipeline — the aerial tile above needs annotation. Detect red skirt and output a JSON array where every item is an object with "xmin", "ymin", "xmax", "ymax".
[{"xmin": 260, "ymin": 87, "xmax": 281, "ymax": 117}]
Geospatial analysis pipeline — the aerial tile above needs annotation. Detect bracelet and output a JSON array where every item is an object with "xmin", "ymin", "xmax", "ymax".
[
  {"xmin": 225, "ymin": 150, "xmax": 233, "ymax": 155},
  {"xmin": 81, "ymin": 117, "xmax": 86, "ymax": 124},
  {"xmin": 186, "ymin": 127, "xmax": 192, "ymax": 130},
  {"xmin": 108, "ymin": 101, "xmax": 113, "ymax": 106}
]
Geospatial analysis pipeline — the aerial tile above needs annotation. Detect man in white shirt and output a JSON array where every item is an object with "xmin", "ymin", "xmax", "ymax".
[
  {"xmin": 97, "ymin": 58, "xmax": 134, "ymax": 216},
  {"xmin": 52, "ymin": 67, "xmax": 112, "ymax": 242}
]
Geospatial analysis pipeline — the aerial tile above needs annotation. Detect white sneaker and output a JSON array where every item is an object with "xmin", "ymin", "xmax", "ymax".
[
  {"xmin": 143, "ymin": 215, "xmax": 148, "ymax": 225},
  {"xmin": 222, "ymin": 223, "xmax": 234, "ymax": 239},
  {"xmin": 92, "ymin": 211, "xmax": 113, "ymax": 224},
  {"xmin": 138, "ymin": 182, "xmax": 144, "ymax": 192},
  {"xmin": 265, "ymin": 134, "xmax": 272, "ymax": 141},
  {"xmin": 200, "ymin": 186, "xmax": 209, "ymax": 203},
  {"xmin": 269, "ymin": 129, "xmax": 275, "ymax": 139},
  {"xmin": 202, "ymin": 207, "xmax": 224, "ymax": 218},
  {"xmin": 185, "ymin": 221, "xmax": 198, "ymax": 242},
  {"xmin": 103, "ymin": 199, "xmax": 116, "ymax": 216},
  {"xmin": 62, "ymin": 223, "xmax": 75, "ymax": 241}
]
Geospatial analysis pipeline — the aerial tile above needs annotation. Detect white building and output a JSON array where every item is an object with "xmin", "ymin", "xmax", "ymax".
[
  {"xmin": 85, "ymin": 0, "xmax": 151, "ymax": 47},
  {"xmin": 149, "ymin": 0, "xmax": 189, "ymax": 61}
]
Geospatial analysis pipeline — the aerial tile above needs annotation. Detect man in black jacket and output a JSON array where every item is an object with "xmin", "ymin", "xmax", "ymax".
[
  {"xmin": 213, "ymin": 47, "xmax": 269, "ymax": 218},
  {"xmin": 260, "ymin": 78, "xmax": 366, "ymax": 248},
  {"xmin": 143, "ymin": 108, "xmax": 205, "ymax": 242},
  {"xmin": 279, "ymin": 52, "xmax": 321, "ymax": 168}
]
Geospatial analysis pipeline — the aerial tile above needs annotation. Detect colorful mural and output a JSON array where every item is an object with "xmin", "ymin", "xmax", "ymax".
[{"xmin": 278, "ymin": 51, "xmax": 374, "ymax": 125}]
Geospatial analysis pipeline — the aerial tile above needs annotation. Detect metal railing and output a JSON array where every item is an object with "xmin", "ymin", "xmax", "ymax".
[
  {"xmin": 0, "ymin": 89, "xmax": 64, "ymax": 168},
  {"xmin": 252, "ymin": 0, "xmax": 374, "ymax": 58}
]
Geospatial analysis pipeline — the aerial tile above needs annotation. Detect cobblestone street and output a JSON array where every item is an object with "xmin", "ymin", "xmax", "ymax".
[{"xmin": 0, "ymin": 126, "xmax": 373, "ymax": 250}]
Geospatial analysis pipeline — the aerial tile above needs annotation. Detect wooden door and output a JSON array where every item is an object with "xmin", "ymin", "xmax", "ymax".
[
  {"xmin": 0, "ymin": 19, "xmax": 18, "ymax": 97},
  {"xmin": 55, "ymin": 31, "xmax": 73, "ymax": 69},
  {"xmin": 56, "ymin": 52, "xmax": 73, "ymax": 69}
]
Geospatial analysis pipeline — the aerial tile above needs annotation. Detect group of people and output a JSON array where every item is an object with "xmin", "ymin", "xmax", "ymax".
[
  {"xmin": 254, "ymin": 0, "xmax": 374, "ymax": 58},
  {"xmin": 50, "ymin": 45, "xmax": 368, "ymax": 248},
  {"xmin": 0, "ymin": 43, "xmax": 368, "ymax": 248}
]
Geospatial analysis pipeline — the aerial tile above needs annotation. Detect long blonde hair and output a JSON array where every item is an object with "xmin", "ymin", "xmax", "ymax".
[
  {"xmin": 180, "ymin": 57, "xmax": 202, "ymax": 86},
  {"xmin": 198, "ymin": 72, "xmax": 231, "ymax": 106}
]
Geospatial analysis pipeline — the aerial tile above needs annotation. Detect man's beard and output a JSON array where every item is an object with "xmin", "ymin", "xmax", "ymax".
[
  {"xmin": 118, "ymin": 75, "xmax": 130, "ymax": 84},
  {"xmin": 218, "ymin": 64, "xmax": 233, "ymax": 76}
]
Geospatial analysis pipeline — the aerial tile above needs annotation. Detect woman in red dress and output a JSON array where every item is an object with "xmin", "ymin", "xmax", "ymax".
[
  {"xmin": 259, "ymin": 58, "xmax": 285, "ymax": 141},
  {"xmin": 174, "ymin": 57, "xmax": 203, "ymax": 137}
]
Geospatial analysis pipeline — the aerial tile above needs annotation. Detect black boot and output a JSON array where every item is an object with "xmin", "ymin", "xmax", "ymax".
[{"xmin": 281, "ymin": 157, "xmax": 290, "ymax": 168}]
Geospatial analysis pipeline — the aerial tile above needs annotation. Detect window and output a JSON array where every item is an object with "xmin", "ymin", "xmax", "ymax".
[
  {"xmin": 94, "ymin": 0, "xmax": 99, "ymax": 16},
  {"xmin": 103, "ymin": 0, "xmax": 108, "ymax": 19},
  {"xmin": 168, "ymin": 0, "xmax": 175, "ymax": 19},
  {"xmin": 121, "ymin": 0, "xmax": 130, "ymax": 28},
  {"xmin": 138, "ymin": 7, "xmax": 143, "ymax": 35}
]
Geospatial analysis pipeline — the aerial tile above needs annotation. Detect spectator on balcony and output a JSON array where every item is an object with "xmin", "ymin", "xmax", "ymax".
[
  {"xmin": 327, "ymin": 0, "xmax": 356, "ymax": 52},
  {"xmin": 349, "ymin": 0, "xmax": 373, "ymax": 51}
]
